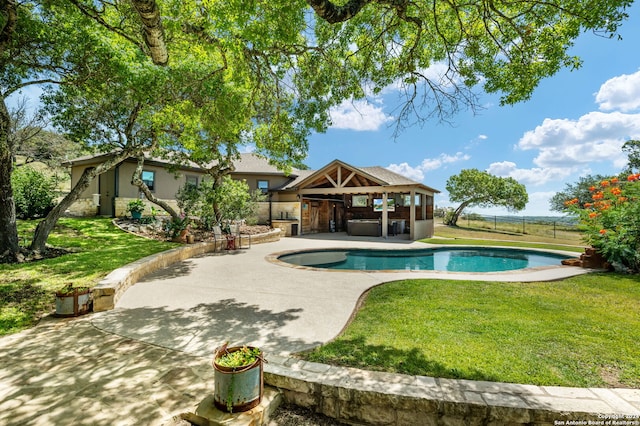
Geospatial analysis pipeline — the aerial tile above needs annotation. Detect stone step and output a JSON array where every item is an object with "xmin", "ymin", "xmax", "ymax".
[{"xmin": 164, "ymin": 387, "xmax": 283, "ymax": 426}]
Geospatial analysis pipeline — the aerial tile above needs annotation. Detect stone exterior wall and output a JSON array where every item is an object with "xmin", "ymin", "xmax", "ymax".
[
  {"xmin": 256, "ymin": 201, "xmax": 301, "ymax": 226},
  {"xmin": 115, "ymin": 197, "xmax": 179, "ymax": 218},
  {"xmin": 256, "ymin": 202, "xmax": 270, "ymax": 225},
  {"xmin": 66, "ymin": 197, "xmax": 98, "ymax": 217}
]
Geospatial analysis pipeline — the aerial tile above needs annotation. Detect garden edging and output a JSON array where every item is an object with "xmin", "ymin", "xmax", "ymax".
[{"xmin": 264, "ymin": 355, "xmax": 640, "ymax": 425}]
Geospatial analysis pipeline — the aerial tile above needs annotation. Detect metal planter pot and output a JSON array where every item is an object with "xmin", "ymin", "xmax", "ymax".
[
  {"xmin": 55, "ymin": 287, "xmax": 91, "ymax": 317},
  {"xmin": 212, "ymin": 346, "xmax": 264, "ymax": 413}
]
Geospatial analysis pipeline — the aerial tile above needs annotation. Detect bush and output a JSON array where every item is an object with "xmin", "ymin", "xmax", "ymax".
[
  {"xmin": 176, "ymin": 176, "xmax": 265, "ymax": 230},
  {"xmin": 565, "ymin": 174, "xmax": 640, "ymax": 273},
  {"xmin": 12, "ymin": 166, "xmax": 57, "ymax": 219}
]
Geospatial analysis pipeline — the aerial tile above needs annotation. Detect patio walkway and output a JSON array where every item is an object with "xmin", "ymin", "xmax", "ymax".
[{"xmin": 3, "ymin": 234, "xmax": 625, "ymax": 426}]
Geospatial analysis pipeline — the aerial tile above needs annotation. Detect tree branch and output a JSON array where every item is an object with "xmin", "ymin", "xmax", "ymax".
[
  {"xmin": 0, "ymin": 0, "xmax": 17, "ymax": 57},
  {"xmin": 131, "ymin": 154, "xmax": 179, "ymax": 219},
  {"xmin": 67, "ymin": 0, "xmax": 145, "ymax": 51},
  {"xmin": 306, "ymin": 0, "xmax": 371, "ymax": 23},
  {"xmin": 130, "ymin": 0, "xmax": 168, "ymax": 65}
]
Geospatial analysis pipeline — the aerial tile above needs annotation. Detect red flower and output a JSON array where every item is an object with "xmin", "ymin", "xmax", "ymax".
[
  {"xmin": 599, "ymin": 229, "xmax": 607, "ymax": 235},
  {"xmin": 589, "ymin": 212, "xmax": 598, "ymax": 218},
  {"xmin": 611, "ymin": 177, "xmax": 619, "ymax": 184},
  {"xmin": 589, "ymin": 186, "xmax": 597, "ymax": 191},
  {"xmin": 601, "ymin": 180, "xmax": 610, "ymax": 187},
  {"xmin": 592, "ymin": 192, "xmax": 604, "ymax": 200},
  {"xmin": 611, "ymin": 187, "xmax": 622, "ymax": 196}
]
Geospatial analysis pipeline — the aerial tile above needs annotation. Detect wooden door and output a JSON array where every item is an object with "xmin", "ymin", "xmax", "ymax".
[
  {"xmin": 301, "ymin": 200, "xmax": 311, "ymax": 233},
  {"xmin": 99, "ymin": 169, "xmax": 115, "ymax": 216},
  {"xmin": 310, "ymin": 202, "xmax": 320, "ymax": 233}
]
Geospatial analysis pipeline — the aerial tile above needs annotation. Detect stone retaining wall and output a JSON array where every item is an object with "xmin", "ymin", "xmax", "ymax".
[
  {"xmin": 264, "ymin": 356, "xmax": 640, "ymax": 426},
  {"xmin": 92, "ymin": 228, "xmax": 281, "ymax": 312}
]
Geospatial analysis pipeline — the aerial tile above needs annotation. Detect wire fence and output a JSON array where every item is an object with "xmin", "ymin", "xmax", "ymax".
[{"xmin": 450, "ymin": 213, "xmax": 581, "ymax": 240}]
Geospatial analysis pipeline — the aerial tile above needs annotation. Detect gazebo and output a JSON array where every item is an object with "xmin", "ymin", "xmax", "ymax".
[{"xmin": 275, "ymin": 159, "xmax": 440, "ymax": 240}]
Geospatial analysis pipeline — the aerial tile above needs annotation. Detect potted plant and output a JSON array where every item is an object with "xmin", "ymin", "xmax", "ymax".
[
  {"xmin": 127, "ymin": 198, "xmax": 146, "ymax": 220},
  {"xmin": 212, "ymin": 343, "xmax": 264, "ymax": 413},
  {"xmin": 55, "ymin": 284, "xmax": 91, "ymax": 317},
  {"xmin": 165, "ymin": 213, "xmax": 190, "ymax": 242}
]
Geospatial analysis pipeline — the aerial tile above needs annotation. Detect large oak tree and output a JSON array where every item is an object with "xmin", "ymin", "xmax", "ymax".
[{"xmin": 0, "ymin": 0, "xmax": 633, "ymax": 260}]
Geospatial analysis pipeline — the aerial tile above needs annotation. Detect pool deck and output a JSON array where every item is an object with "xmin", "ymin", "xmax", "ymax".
[
  {"xmin": 3, "ymin": 233, "xmax": 637, "ymax": 426},
  {"xmin": 91, "ymin": 233, "xmax": 588, "ymax": 357}
]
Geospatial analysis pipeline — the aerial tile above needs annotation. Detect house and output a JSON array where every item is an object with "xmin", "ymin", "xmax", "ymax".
[{"xmin": 63, "ymin": 153, "xmax": 440, "ymax": 240}]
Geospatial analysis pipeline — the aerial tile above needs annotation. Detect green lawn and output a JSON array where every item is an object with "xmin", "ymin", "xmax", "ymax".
[
  {"xmin": 0, "ymin": 217, "xmax": 177, "ymax": 336},
  {"xmin": 303, "ymin": 274, "xmax": 640, "ymax": 388},
  {"xmin": 303, "ymin": 226, "xmax": 639, "ymax": 388}
]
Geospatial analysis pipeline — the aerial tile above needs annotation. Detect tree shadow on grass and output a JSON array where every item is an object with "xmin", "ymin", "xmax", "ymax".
[{"xmin": 304, "ymin": 335, "xmax": 502, "ymax": 383}]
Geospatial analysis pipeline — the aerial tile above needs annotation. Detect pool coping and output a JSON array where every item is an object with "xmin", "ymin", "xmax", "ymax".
[{"xmin": 266, "ymin": 244, "xmax": 582, "ymax": 276}]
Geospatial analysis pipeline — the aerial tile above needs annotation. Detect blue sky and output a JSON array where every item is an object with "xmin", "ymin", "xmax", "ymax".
[{"xmin": 303, "ymin": 2, "xmax": 640, "ymax": 217}]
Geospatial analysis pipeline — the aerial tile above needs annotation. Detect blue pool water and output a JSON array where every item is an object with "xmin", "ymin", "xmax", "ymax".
[{"xmin": 278, "ymin": 247, "xmax": 571, "ymax": 272}]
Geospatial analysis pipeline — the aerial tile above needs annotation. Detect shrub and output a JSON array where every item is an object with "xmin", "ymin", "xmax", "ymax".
[
  {"xmin": 565, "ymin": 174, "xmax": 640, "ymax": 273},
  {"xmin": 126, "ymin": 198, "xmax": 146, "ymax": 214},
  {"xmin": 12, "ymin": 166, "xmax": 57, "ymax": 219}
]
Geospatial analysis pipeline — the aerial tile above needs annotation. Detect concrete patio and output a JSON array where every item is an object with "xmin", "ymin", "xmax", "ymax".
[{"xmin": 1, "ymin": 234, "xmax": 638, "ymax": 425}]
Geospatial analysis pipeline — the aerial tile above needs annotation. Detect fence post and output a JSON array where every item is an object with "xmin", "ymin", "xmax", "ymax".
[{"xmin": 522, "ymin": 217, "xmax": 525, "ymax": 234}]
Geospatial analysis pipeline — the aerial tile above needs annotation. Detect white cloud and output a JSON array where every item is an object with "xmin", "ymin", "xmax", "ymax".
[
  {"xmin": 239, "ymin": 144, "xmax": 256, "ymax": 154},
  {"xmin": 387, "ymin": 163, "xmax": 424, "ymax": 182},
  {"xmin": 486, "ymin": 161, "xmax": 574, "ymax": 186},
  {"xmin": 387, "ymin": 152, "xmax": 470, "ymax": 182},
  {"xmin": 517, "ymin": 111, "xmax": 640, "ymax": 169},
  {"xmin": 421, "ymin": 152, "xmax": 471, "ymax": 171},
  {"xmin": 329, "ymin": 99, "xmax": 394, "ymax": 131},
  {"xmin": 596, "ymin": 69, "xmax": 640, "ymax": 112}
]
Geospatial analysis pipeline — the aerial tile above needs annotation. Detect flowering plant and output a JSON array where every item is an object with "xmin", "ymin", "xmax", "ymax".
[{"xmin": 565, "ymin": 173, "xmax": 640, "ymax": 272}]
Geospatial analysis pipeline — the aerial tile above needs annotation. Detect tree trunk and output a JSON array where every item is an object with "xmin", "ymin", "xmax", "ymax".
[
  {"xmin": 446, "ymin": 201, "xmax": 471, "ymax": 226},
  {"xmin": 0, "ymin": 98, "xmax": 19, "ymax": 261},
  {"xmin": 305, "ymin": 0, "xmax": 370, "ymax": 24},
  {"xmin": 130, "ymin": 0, "xmax": 168, "ymax": 66},
  {"xmin": 130, "ymin": 155, "xmax": 179, "ymax": 219},
  {"xmin": 30, "ymin": 149, "xmax": 135, "ymax": 253}
]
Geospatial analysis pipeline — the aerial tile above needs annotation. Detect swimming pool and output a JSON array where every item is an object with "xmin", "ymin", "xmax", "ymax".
[{"xmin": 277, "ymin": 247, "xmax": 572, "ymax": 272}]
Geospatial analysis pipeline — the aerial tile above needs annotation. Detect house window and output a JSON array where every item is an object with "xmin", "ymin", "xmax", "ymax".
[
  {"xmin": 257, "ymin": 180, "xmax": 269, "ymax": 194},
  {"xmin": 186, "ymin": 175, "xmax": 199, "ymax": 189},
  {"xmin": 352, "ymin": 195, "xmax": 368, "ymax": 207},
  {"xmin": 426, "ymin": 195, "xmax": 434, "ymax": 219},
  {"xmin": 403, "ymin": 194, "xmax": 421, "ymax": 206},
  {"xmin": 142, "ymin": 170, "xmax": 155, "ymax": 191}
]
